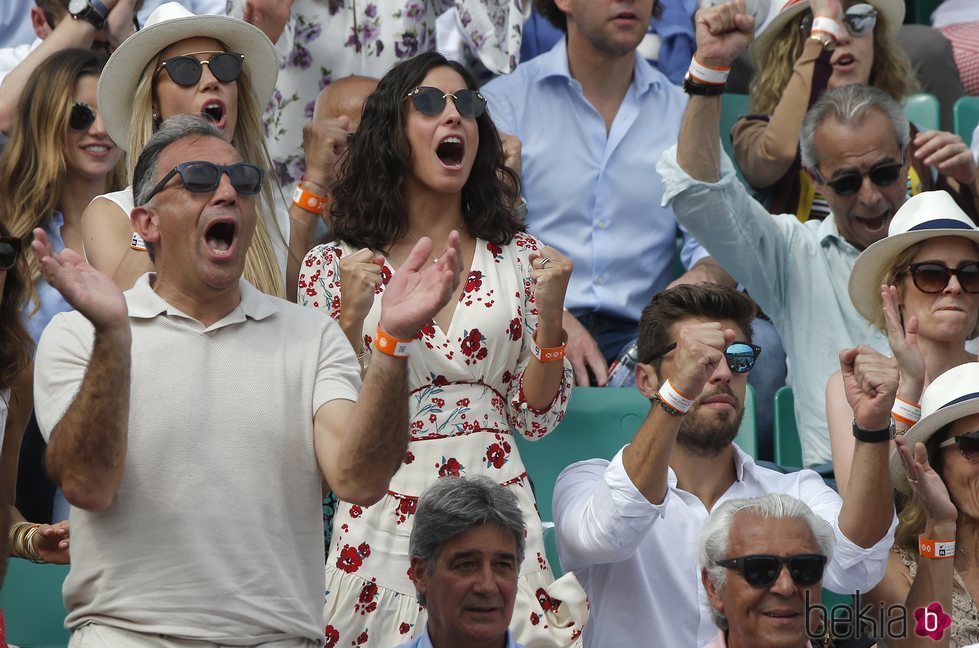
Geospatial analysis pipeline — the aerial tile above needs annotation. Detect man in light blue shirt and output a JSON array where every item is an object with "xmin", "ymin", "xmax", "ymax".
[
  {"xmin": 482, "ymin": 0, "xmax": 735, "ymax": 386},
  {"xmin": 398, "ymin": 476, "xmax": 527, "ymax": 648}
]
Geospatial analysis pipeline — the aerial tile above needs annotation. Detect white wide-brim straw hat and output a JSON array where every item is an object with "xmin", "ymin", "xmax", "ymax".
[
  {"xmin": 890, "ymin": 362, "xmax": 979, "ymax": 494},
  {"xmin": 97, "ymin": 2, "xmax": 278, "ymax": 151},
  {"xmin": 848, "ymin": 190, "xmax": 979, "ymax": 323},
  {"xmin": 752, "ymin": 0, "xmax": 904, "ymax": 64}
]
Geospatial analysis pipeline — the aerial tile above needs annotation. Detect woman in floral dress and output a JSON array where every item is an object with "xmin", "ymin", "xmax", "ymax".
[{"xmin": 298, "ymin": 52, "xmax": 582, "ymax": 647}]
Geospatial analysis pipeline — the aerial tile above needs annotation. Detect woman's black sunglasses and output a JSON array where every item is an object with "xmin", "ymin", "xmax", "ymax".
[
  {"xmin": 905, "ymin": 261, "xmax": 979, "ymax": 294},
  {"xmin": 406, "ymin": 86, "xmax": 486, "ymax": 119},
  {"xmin": 0, "ymin": 236, "xmax": 22, "ymax": 271},
  {"xmin": 717, "ymin": 553, "xmax": 827, "ymax": 588},
  {"xmin": 143, "ymin": 161, "xmax": 264, "ymax": 203},
  {"xmin": 69, "ymin": 102, "xmax": 98, "ymax": 131},
  {"xmin": 815, "ymin": 161, "xmax": 904, "ymax": 197},
  {"xmin": 940, "ymin": 430, "xmax": 979, "ymax": 461},
  {"xmin": 648, "ymin": 341, "xmax": 762, "ymax": 374},
  {"xmin": 800, "ymin": 3, "xmax": 878, "ymax": 39},
  {"xmin": 155, "ymin": 51, "xmax": 244, "ymax": 87}
]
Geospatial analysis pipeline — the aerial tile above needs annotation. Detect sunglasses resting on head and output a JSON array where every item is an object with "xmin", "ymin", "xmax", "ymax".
[
  {"xmin": 717, "ymin": 553, "xmax": 828, "ymax": 588},
  {"xmin": 0, "ymin": 237, "xmax": 21, "ymax": 271},
  {"xmin": 405, "ymin": 86, "xmax": 486, "ymax": 119},
  {"xmin": 142, "ymin": 161, "xmax": 264, "ymax": 204},
  {"xmin": 155, "ymin": 51, "xmax": 244, "ymax": 87}
]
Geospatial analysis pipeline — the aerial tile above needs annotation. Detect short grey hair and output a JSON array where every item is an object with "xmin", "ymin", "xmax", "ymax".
[
  {"xmin": 409, "ymin": 475, "xmax": 526, "ymax": 605},
  {"xmin": 698, "ymin": 494, "xmax": 835, "ymax": 631},
  {"xmin": 799, "ymin": 85, "xmax": 910, "ymax": 171},
  {"xmin": 132, "ymin": 114, "xmax": 225, "ymax": 207}
]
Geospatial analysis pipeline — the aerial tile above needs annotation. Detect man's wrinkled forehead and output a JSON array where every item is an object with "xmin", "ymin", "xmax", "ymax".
[
  {"xmin": 156, "ymin": 134, "xmax": 241, "ymax": 180},
  {"xmin": 813, "ymin": 110, "xmax": 903, "ymax": 175}
]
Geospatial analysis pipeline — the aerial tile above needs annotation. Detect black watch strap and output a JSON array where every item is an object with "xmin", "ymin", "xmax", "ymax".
[
  {"xmin": 852, "ymin": 420, "xmax": 894, "ymax": 443},
  {"xmin": 682, "ymin": 75, "xmax": 725, "ymax": 96}
]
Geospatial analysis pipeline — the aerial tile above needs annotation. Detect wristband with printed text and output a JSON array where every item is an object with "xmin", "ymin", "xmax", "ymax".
[{"xmin": 374, "ymin": 324, "xmax": 413, "ymax": 358}]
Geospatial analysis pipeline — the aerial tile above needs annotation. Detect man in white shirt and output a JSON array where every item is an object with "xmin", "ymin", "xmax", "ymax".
[{"xmin": 553, "ymin": 283, "xmax": 896, "ymax": 647}]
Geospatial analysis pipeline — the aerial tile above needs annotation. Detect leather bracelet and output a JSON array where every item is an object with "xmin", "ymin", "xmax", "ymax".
[
  {"xmin": 653, "ymin": 394, "xmax": 685, "ymax": 417},
  {"xmin": 851, "ymin": 420, "xmax": 894, "ymax": 443},
  {"xmin": 682, "ymin": 75, "xmax": 725, "ymax": 96}
]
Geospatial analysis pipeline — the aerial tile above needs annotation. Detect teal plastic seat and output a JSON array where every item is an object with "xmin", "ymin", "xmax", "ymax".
[
  {"xmin": 954, "ymin": 96, "xmax": 979, "ymax": 145},
  {"xmin": 774, "ymin": 385, "xmax": 803, "ymax": 468},
  {"xmin": 903, "ymin": 93, "xmax": 941, "ymax": 131},
  {"xmin": 0, "ymin": 558, "xmax": 69, "ymax": 647},
  {"xmin": 516, "ymin": 384, "xmax": 757, "ymax": 575}
]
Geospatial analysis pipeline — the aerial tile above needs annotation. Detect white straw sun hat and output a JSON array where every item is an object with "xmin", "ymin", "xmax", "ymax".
[{"xmin": 97, "ymin": 2, "xmax": 278, "ymax": 151}]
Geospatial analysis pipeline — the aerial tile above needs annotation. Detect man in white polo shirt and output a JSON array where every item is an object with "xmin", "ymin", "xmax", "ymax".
[{"xmin": 32, "ymin": 114, "xmax": 462, "ymax": 645}]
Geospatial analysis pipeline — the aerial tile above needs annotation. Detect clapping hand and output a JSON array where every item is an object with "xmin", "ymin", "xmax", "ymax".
[
  {"xmin": 379, "ymin": 233, "xmax": 462, "ymax": 340},
  {"xmin": 882, "ymin": 284, "xmax": 925, "ymax": 400},
  {"xmin": 895, "ymin": 435, "xmax": 957, "ymax": 527},
  {"xmin": 338, "ymin": 247, "xmax": 383, "ymax": 330},
  {"xmin": 915, "ymin": 129, "xmax": 977, "ymax": 187}
]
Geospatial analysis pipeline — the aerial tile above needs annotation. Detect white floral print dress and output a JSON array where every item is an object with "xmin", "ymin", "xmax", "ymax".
[{"xmin": 298, "ymin": 232, "xmax": 583, "ymax": 647}]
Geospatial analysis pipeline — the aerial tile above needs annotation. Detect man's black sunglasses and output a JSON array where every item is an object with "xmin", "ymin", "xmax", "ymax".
[
  {"xmin": 405, "ymin": 86, "xmax": 486, "ymax": 119},
  {"xmin": 814, "ymin": 161, "xmax": 904, "ymax": 197},
  {"xmin": 648, "ymin": 341, "xmax": 762, "ymax": 374},
  {"xmin": 0, "ymin": 236, "xmax": 21, "ymax": 271},
  {"xmin": 143, "ymin": 161, "xmax": 264, "ymax": 204},
  {"xmin": 155, "ymin": 51, "xmax": 244, "ymax": 87},
  {"xmin": 717, "ymin": 553, "xmax": 827, "ymax": 588}
]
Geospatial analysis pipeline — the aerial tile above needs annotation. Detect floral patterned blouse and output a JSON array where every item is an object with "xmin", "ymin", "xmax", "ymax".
[
  {"xmin": 298, "ymin": 232, "xmax": 581, "ymax": 647},
  {"xmin": 263, "ymin": 0, "xmax": 529, "ymax": 187}
]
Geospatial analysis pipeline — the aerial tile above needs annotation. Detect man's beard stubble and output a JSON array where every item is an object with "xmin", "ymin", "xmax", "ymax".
[{"xmin": 674, "ymin": 385, "xmax": 744, "ymax": 458}]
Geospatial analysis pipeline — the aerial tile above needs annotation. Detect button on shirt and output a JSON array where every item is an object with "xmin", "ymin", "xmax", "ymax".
[
  {"xmin": 657, "ymin": 147, "xmax": 890, "ymax": 466},
  {"xmin": 481, "ymin": 39, "xmax": 708, "ymax": 322},
  {"xmin": 554, "ymin": 447, "xmax": 894, "ymax": 648}
]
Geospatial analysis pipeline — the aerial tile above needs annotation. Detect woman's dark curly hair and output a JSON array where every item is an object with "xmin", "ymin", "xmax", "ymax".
[
  {"xmin": 330, "ymin": 51, "xmax": 523, "ymax": 252},
  {"xmin": 0, "ymin": 221, "xmax": 34, "ymax": 391}
]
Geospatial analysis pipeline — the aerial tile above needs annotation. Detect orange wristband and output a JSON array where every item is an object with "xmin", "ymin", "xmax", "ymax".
[
  {"xmin": 374, "ymin": 324, "xmax": 413, "ymax": 358},
  {"xmin": 292, "ymin": 184, "xmax": 329, "ymax": 215},
  {"xmin": 919, "ymin": 537, "xmax": 955, "ymax": 559},
  {"xmin": 531, "ymin": 330, "xmax": 567, "ymax": 362}
]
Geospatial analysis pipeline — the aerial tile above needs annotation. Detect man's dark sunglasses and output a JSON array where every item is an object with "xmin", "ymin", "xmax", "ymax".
[
  {"xmin": 905, "ymin": 261, "xmax": 979, "ymax": 294},
  {"xmin": 940, "ymin": 430, "xmax": 979, "ymax": 461},
  {"xmin": 155, "ymin": 51, "xmax": 244, "ymax": 87},
  {"xmin": 406, "ymin": 86, "xmax": 486, "ymax": 119},
  {"xmin": 143, "ymin": 161, "xmax": 264, "ymax": 203},
  {"xmin": 717, "ymin": 554, "xmax": 827, "ymax": 588},
  {"xmin": 800, "ymin": 3, "xmax": 877, "ymax": 39},
  {"xmin": 649, "ymin": 341, "xmax": 762, "ymax": 374},
  {"xmin": 815, "ymin": 161, "xmax": 904, "ymax": 197},
  {"xmin": 69, "ymin": 102, "xmax": 98, "ymax": 131},
  {"xmin": 0, "ymin": 236, "xmax": 21, "ymax": 271}
]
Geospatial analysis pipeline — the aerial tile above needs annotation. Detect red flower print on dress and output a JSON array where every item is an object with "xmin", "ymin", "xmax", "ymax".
[
  {"xmin": 349, "ymin": 505, "xmax": 363, "ymax": 518},
  {"xmin": 396, "ymin": 496, "xmax": 417, "ymax": 524},
  {"xmin": 460, "ymin": 329, "xmax": 486, "ymax": 365},
  {"xmin": 457, "ymin": 397, "xmax": 470, "ymax": 407},
  {"xmin": 530, "ymin": 612, "xmax": 540, "ymax": 626},
  {"xmin": 485, "ymin": 443, "xmax": 507, "ymax": 469},
  {"xmin": 507, "ymin": 317, "xmax": 522, "ymax": 341},
  {"xmin": 399, "ymin": 622, "xmax": 411, "ymax": 635},
  {"xmin": 464, "ymin": 270, "xmax": 483, "ymax": 293},
  {"xmin": 354, "ymin": 579, "xmax": 379, "ymax": 615},
  {"xmin": 324, "ymin": 625, "xmax": 339, "ymax": 647},
  {"xmin": 432, "ymin": 374, "xmax": 449, "ymax": 386},
  {"xmin": 355, "ymin": 630, "xmax": 369, "ymax": 645},
  {"xmin": 404, "ymin": 450, "xmax": 415, "ymax": 464},
  {"xmin": 358, "ymin": 542, "xmax": 371, "ymax": 558},
  {"xmin": 487, "ymin": 242, "xmax": 503, "ymax": 258},
  {"xmin": 419, "ymin": 323, "xmax": 436, "ymax": 339},
  {"xmin": 336, "ymin": 543, "xmax": 368, "ymax": 573},
  {"xmin": 437, "ymin": 457, "xmax": 464, "ymax": 477},
  {"xmin": 536, "ymin": 587, "xmax": 561, "ymax": 612},
  {"xmin": 380, "ymin": 265, "xmax": 391, "ymax": 285}
]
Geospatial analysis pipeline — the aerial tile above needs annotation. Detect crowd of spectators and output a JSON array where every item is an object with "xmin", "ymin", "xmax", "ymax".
[{"xmin": 3, "ymin": 0, "xmax": 979, "ymax": 647}]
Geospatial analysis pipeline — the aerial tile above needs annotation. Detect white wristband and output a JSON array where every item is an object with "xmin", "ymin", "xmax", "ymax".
[
  {"xmin": 891, "ymin": 397, "xmax": 922, "ymax": 427},
  {"xmin": 811, "ymin": 16, "xmax": 842, "ymax": 41},
  {"xmin": 658, "ymin": 378, "xmax": 694, "ymax": 414},
  {"xmin": 687, "ymin": 56, "xmax": 730, "ymax": 85}
]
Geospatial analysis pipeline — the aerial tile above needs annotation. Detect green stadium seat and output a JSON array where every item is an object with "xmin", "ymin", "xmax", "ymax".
[
  {"xmin": 903, "ymin": 93, "xmax": 941, "ymax": 131},
  {"xmin": 774, "ymin": 385, "xmax": 803, "ymax": 468},
  {"xmin": 0, "ymin": 558, "xmax": 69, "ymax": 647},
  {"xmin": 954, "ymin": 96, "xmax": 979, "ymax": 145}
]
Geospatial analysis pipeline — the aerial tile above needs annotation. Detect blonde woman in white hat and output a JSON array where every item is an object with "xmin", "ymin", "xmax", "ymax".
[
  {"xmin": 826, "ymin": 190, "xmax": 979, "ymax": 496},
  {"xmin": 732, "ymin": 0, "xmax": 979, "ymax": 223},
  {"xmin": 80, "ymin": 2, "xmax": 326, "ymax": 298},
  {"xmin": 860, "ymin": 362, "xmax": 979, "ymax": 646}
]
